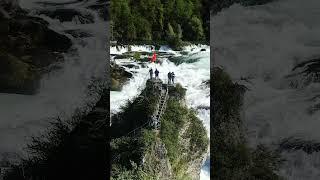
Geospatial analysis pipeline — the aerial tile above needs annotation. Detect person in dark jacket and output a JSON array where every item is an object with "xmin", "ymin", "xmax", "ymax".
[
  {"xmin": 155, "ymin": 69, "xmax": 159, "ymax": 79},
  {"xmin": 149, "ymin": 68, "xmax": 153, "ymax": 79},
  {"xmin": 171, "ymin": 72, "xmax": 175, "ymax": 84},
  {"xmin": 167, "ymin": 72, "xmax": 171, "ymax": 84}
]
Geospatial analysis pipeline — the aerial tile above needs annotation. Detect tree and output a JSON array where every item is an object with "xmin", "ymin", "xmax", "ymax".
[
  {"xmin": 110, "ymin": 0, "xmax": 209, "ymax": 46},
  {"xmin": 177, "ymin": 24, "xmax": 183, "ymax": 39},
  {"xmin": 110, "ymin": 0, "xmax": 132, "ymax": 42},
  {"xmin": 190, "ymin": 16, "xmax": 204, "ymax": 41},
  {"xmin": 127, "ymin": 18, "xmax": 136, "ymax": 41},
  {"xmin": 166, "ymin": 23, "xmax": 175, "ymax": 38}
]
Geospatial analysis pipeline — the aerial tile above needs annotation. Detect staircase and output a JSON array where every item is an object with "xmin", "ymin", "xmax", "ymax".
[{"xmin": 152, "ymin": 84, "xmax": 168, "ymax": 130}]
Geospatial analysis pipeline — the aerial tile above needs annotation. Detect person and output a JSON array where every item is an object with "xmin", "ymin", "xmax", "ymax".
[
  {"xmin": 155, "ymin": 69, "xmax": 159, "ymax": 79},
  {"xmin": 167, "ymin": 72, "xmax": 171, "ymax": 84},
  {"xmin": 171, "ymin": 72, "xmax": 175, "ymax": 84},
  {"xmin": 149, "ymin": 68, "xmax": 153, "ymax": 79}
]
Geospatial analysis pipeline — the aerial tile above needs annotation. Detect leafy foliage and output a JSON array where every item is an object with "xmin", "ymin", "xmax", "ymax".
[
  {"xmin": 4, "ymin": 110, "xmax": 108, "ymax": 180},
  {"xmin": 111, "ymin": 80, "xmax": 159, "ymax": 138},
  {"xmin": 110, "ymin": 0, "xmax": 209, "ymax": 48},
  {"xmin": 160, "ymin": 97, "xmax": 208, "ymax": 179},
  {"xmin": 160, "ymin": 100, "xmax": 187, "ymax": 162},
  {"xmin": 186, "ymin": 111, "xmax": 208, "ymax": 156}
]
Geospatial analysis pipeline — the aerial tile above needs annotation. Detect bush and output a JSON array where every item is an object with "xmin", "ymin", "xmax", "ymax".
[
  {"xmin": 186, "ymin": 111, "xmax": 209, "ymax": 156},
  {"xmin": 4, "ymin": 113, "xmax": 107, "ymax": 180},
  {"xmin": 167, "ymin": 36, "xmax": 183, "ymax": 51},
  {"xmin": 168, "ymin": 83, "xmax": 186, "ymax": 99},
  {"xmin": 160, "ymin": 100, "xmax": 187, "ymax": 160},
  {"xmin": 133, "ymin": 52, "xmax": 141, "ymax": 61}
]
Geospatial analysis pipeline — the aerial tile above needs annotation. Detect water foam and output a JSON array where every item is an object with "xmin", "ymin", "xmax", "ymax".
[
  {"xmin": 213, "ymin": 0, "xmax": 320, "ymax": 178},
  {"xmin": 0, "ymin": 0, "xmax": 107, "ymax": 157}
]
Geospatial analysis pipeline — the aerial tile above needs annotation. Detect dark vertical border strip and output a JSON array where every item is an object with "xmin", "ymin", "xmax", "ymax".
[
  {"xmin": 106, "ymin": 1, "xmax": 111, "ymax": 180},
  {"xmin": 210, "ymin": 8, "xmax": 214, "ymax": 180}
]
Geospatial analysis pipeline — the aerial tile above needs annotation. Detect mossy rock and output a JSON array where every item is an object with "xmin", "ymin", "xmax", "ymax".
[
  {"xmin": 111, "ymin": 64, "xmax": 132, "ymax": 91},
  {"xmin": 0, "ymin": 6, "xmax": 72, "ymax": 94},
  {"xmin": 168, "ymin": 83, "xmax": 186, "ymax": 100},
  {"xmin": 133, "ymin": 52, "xmax": 141, "ymax": 61},
  {"xmin": 169, "ymin": 56, "xmax": 200, "ymax": 65},
  {"xmin": 111, "ymin": 78, "xmax": 121, "ymax": 91},
  {"xmin": 0, "ymin": 52, "xmax": 40, "ymax": 94}
]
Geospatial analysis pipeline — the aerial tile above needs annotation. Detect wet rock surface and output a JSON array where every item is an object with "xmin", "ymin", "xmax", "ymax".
[
  {"xmin": 38, "ymin": 8, "xmax": 94, "ymax": 24},
  {"xmin": 287, "ymin": 58, "xmax": 320, "ymax": 88},
  {"xmin": 0, "ymin": 1, "xmax": 72, "ymax": 94},
  {"xmin": 111, "ymin": 62, "xmax": 133, "ymax": 91},
  {"xmin": 279, "ymin": 137, "xmax": 320, "ymax": 154}
]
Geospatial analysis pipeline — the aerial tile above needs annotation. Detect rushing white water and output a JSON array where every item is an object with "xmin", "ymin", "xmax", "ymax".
[
  {"xmin": 0, "ymin": 0, "xmax": 107, "ymax": 159},
  {"xmin": 110, "ymin": 45, "xmax": 210, "ymax": 179},
  {"xmin": 213, "ymin": 0, "xmax": 320, "ymax": 179}
]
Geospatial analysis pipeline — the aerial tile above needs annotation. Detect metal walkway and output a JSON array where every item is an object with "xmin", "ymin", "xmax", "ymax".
[{"xmin": 151, "ymin": 81, "xmax": 169, "ymax": 130}]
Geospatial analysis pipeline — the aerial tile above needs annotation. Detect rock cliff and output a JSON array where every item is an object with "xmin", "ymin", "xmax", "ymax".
[
  {"xmin": 0, "ymin": 0, "xmax": 72, "ymax": 94},
  {"xmin": 111, "ymin": 79, "xmax": 208, "ymax": 179}
]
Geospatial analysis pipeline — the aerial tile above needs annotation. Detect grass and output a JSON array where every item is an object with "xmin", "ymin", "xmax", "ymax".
[
  {"xmin": 160, "ymin": 96, "xmax": 208, "ymax": 179},
  {"xmin": 111, "ymin": 80, "xmax": 208, "ymax": 179},
  {"xmin": 186, "ymin": 110, "xmax": 209, "ymax": 158},
  {"xmin": 160, "ymin": 100, "xmax": 187, "ymax": 162},
  {"xmin": 110, "ymin": 80, "xmax": 162, "ymax": 179}
]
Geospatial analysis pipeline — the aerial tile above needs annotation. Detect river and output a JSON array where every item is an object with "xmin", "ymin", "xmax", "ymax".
[
  {"xmin": 0, "ymin": 0, "xmax": 107, "ymax": 160},
  {"xmin": 213, "ymin": 0, "xmax": 320, "ymax": 178},
  {"xmin": 110, "ymin": 44, "xmax": 210, "ymax": 180}
]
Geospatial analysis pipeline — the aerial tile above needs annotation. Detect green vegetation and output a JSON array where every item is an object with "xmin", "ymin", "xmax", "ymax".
[
  {"xmin": 169, "ymin": 56, "xmax": 201, "ymax": 65},
  {"xmin": 212, "ymin": 67, "xmax": 284, "ymax": 180},
  {"xmin": 111, "ymin": 80, "xmax": 161, "ymax": 179},
  {"xmin": 186, "ymin": 110, "xmax": 208, "ymax": 156},
  {"xmin": 111, "ymin": 80, "xmax": 159, "ymax": 137},
  {"xmin": 168, "ymin": 83, "xmax": 186, "ymax": 99},
  {"xmin": 160, "ymin": 85, "xmax": 208, "ymax": 179},
  {"xmin": 110, "ymin": 0, "xmax": 210, "ymax": 50},
  {"xmin": 3, "ymin": 88, "xmax": 109, "ymax": 180},
  {"xmin": 160, "ymin": 100, "xmax": 188, "ymax": 162},
  {"xmin": 111, "ymin": 81, "xmax": 208, "ymax": 179},
  {"xmin": 160, "ymin": 99, "xmax": 208, "ymax": 179},
  {"xmin": 133, "ymin": 52, "xmax": 141, "ymax": 61}
]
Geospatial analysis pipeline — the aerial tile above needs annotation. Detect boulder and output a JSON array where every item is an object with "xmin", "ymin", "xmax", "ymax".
[
  {"xmin": 38, "ymin": 9, "xmax": 94, "ymax": 24},
  {"xmin": 0, "ymin": 51, "xmax": 40, "ymax": 94},
  {"xmin": 111, "ymin": 64, "xmax": 132, "ymax": 91},
  {"xmin": 0, "ymin": 1, "xmax": 72, "ymax": 94}
]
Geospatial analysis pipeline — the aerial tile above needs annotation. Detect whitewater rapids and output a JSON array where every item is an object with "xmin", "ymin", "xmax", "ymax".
[
  {"xmin": 110, "ymin": 45, "xmax": 210, "ymax": 180},
  {"xmin": 0, "ymin": 0, "xmax": 107, "ymax": 160},
  {"xmin": 213, "ymin": 0, "xmax": 320, "ymax": 179}
]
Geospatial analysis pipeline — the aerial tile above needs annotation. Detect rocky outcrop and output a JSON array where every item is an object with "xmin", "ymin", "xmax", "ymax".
[
  {"xmin": 142, "ymin": 138, "xmax": 172, "ymax": 180},
  {"xmin": 110, "ymin": 62, "xmax": 132, "ymax": 91},
  {"xmin": 0, "ymin": 1, "xmax": 72, "ymax": 94},
  {"xmin": 111, "ymin": 80, "xmax": 208, "ymax": 179}
]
